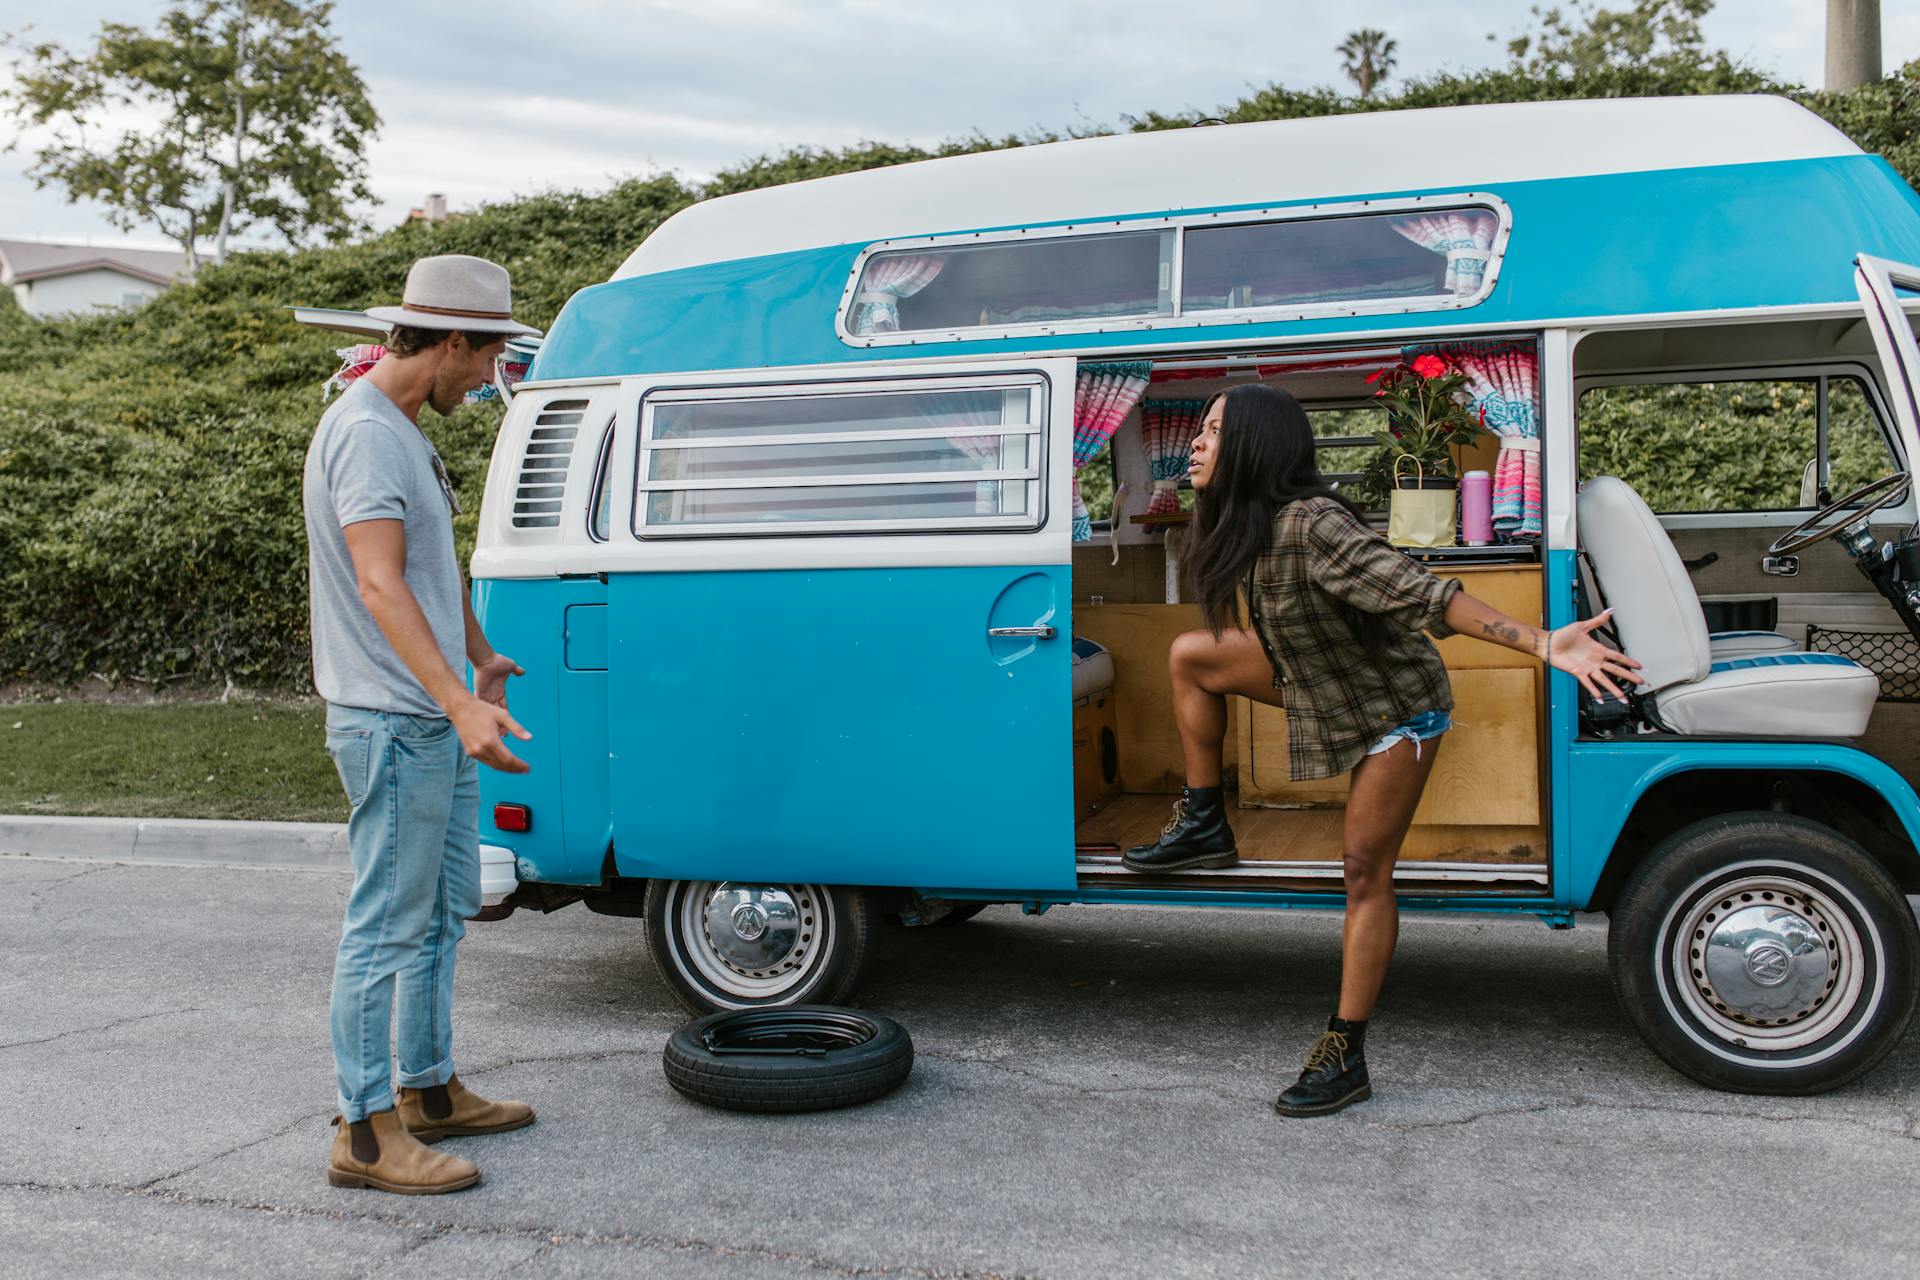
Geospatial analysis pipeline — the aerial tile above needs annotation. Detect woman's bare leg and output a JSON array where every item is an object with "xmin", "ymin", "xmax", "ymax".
[
  {"xmin": 1335, "ymin": 735, "xmax": 1442, "ymax": 1021},
  {"xmin": 1167, "ymin": 628, "xmax": 1285, "ymax": 787}
]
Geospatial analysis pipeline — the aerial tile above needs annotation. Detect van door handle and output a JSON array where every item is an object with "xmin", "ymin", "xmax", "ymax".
[{"xmin": 988, "ymin": 625, "xmax": 1058, "ymax": 640}]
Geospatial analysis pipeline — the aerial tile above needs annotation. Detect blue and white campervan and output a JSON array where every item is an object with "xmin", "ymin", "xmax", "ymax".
[{"xmin": 463, "ymin": 97, "xmax": 1920, "ymax": 1094}]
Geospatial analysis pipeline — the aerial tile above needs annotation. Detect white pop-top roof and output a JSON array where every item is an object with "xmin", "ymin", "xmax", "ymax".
[{"xmin": 616, "ymin": 96, "xmax": 1858, "ymax": 280}]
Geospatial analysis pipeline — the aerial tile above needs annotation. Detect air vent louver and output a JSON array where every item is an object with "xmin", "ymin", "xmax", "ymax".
[{"xmin": 510, "ymin": 399, "xmax": 589, "ymax": 529}]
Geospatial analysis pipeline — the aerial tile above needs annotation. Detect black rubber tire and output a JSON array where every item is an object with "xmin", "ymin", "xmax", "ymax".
[
  {"xmin": 643, "ymin": 880, "xmax": 872, "ymax": 1017},
  {"xmin": 1608, "ymin": 812, "xmax": 1919, "ymax": 1095},
  {"xmin": 663, "ymin": 1006, "xmax": 913, "ymax": 1113}
]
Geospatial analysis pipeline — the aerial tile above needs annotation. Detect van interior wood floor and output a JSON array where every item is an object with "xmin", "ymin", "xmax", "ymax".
[{"xmin": 1076, "ymin": 792, "xmax": 1546, "ymax": 865}]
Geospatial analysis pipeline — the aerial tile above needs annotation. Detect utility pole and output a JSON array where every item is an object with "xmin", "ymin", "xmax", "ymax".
[{"xmin": 1826, "ymin": 0, "xmax": 1882, "ymax": 92}]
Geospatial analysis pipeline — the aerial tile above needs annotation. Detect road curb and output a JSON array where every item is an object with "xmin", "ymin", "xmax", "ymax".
[{"xmin": 0, "ymin": 814, "xmax": 349, "ymax": 871}]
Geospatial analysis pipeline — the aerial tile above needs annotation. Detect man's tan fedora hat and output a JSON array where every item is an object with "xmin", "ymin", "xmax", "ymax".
[{"xmin": 365, "ymin": 254, "xmax": 543, "ymax": 337}]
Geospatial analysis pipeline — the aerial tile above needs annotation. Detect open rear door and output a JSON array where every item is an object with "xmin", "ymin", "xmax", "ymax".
[
  {"xmin": 605, "ymin": 358, "xmax": 1080, "ymax": 893},
  {"xmin": 1855, "ymin": 255, "xmax": 1920, "ymax": 492}
]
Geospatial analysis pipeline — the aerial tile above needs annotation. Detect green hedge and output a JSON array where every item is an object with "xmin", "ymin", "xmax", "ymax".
[{"xmin": 2, "ymin": 64, "xmax": 1916, "ymax": 689}]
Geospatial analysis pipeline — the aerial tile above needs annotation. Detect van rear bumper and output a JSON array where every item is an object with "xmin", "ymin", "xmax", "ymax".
[{"xmin": 479, "ymin": 843, "xmax": 519, "ymax": 907}]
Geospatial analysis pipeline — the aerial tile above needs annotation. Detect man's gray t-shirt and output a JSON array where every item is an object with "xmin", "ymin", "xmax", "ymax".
[{"xmin": 303, "ymin": 378, "xmax": 466, "ymax": 716}]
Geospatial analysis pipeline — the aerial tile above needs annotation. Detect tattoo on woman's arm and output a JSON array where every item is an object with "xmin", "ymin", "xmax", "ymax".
[{"xmin": 1479, "ymin": 619, "xmax": 1523, "ymax": 646}]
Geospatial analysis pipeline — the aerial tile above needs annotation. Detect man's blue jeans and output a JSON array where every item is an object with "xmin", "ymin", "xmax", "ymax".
[{"xmin": 324, "ymin": 704, "xmax": 479, "ymax": 1121}]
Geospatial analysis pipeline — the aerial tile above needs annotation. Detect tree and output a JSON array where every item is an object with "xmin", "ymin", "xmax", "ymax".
[
  {"xmin": 1495, "ymin": 0, "xmax": 1718, "ymax": 77},
  {"xmin": 2, "ymin": 1, "xmax": 378, "ymax": 271},
  {"xmin": 1337, "ymin": 29, "xmax": 1398, "ymax": 99}
]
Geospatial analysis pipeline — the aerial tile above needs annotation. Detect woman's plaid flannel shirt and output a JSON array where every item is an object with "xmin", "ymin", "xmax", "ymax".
[{"xmin": 1245, "ymin": 497, "xmax": 1462, "ymax": 782}]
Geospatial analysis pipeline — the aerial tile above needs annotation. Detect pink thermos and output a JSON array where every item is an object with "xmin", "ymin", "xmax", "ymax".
[{"xmin": 1462, "ymin": 469, "xmax": 1493, "ymax": 545}]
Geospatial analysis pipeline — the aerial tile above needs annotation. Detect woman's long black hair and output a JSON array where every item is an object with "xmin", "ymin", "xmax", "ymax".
[{"xmin": 1186, "ymin": 383, "xmax": 1393, "ymax": 654}]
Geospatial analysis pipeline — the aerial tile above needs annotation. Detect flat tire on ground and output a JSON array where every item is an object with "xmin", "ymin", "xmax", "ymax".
[
  {"xmin": 643, "ymin": 879, "xmax": 871, "ymax": 1016},
  {"xmin": 1608, "ymin": 812, "xmax": 1919, "ymax": 1094},
  {"xmin": 662, "ymin": 1006, "xmax": 913, "ymax": 1113}
]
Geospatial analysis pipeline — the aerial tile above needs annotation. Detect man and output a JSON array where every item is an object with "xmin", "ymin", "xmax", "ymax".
[{"xmin": 304, "ymin": 254, "xmax": 541, "ymax": 1194}]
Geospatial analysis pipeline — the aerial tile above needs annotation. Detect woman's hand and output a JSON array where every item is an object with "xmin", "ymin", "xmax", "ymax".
[{"xmin": 1547, "ymin": 610, "xmax": 1643, "ymax": 701}]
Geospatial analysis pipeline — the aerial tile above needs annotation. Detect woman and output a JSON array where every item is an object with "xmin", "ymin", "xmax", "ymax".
[{"xmin": 1123, "ymin": 384, "xmax": 1640, "ymax": 1117}]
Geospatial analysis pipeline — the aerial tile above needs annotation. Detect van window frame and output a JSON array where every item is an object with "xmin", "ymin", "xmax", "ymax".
[
  {"xmin": 836, "ymin": 191, "xmax": 1512, "ymax": 348},
  {"xmin": 1574, "ymin": 360, "xmax": 1909, "ymax": 528},
  {"xmin": 629, "ymin": 371, "xmax": 1052, "ymax": 540}
]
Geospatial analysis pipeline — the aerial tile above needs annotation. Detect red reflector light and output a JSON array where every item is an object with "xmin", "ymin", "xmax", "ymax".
[{"xmin": 493, "ymin": 803, "xmax": 532, "ymax": 833}]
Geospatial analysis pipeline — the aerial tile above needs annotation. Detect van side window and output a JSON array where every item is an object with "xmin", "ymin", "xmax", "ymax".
[
  {"xmin": 1577, "ymin": 374, "xmax": 1898, "ymax": 515},
  {"xmin": 1827, "ymin": 376, "xmax": 1894, "ymax": 500},
  {"xmin": 589, "ymin": 425, "xmax": 614, "ymax": 542},
  {"xmin": 1307, "ymin": 404, "xmax": 1392, "ymax": 513},
  {"xmin": 635, "ymin": 379, "xmax": 1045, "ymax": 537}
]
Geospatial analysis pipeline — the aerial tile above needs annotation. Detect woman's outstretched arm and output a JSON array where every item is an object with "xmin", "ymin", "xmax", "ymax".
[{"xmin": 1442, "ymin": 592, "xmax": 1644, "ymax": 701}]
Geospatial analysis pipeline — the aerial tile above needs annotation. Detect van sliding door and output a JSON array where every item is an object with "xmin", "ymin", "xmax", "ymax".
[{"xmin": 604, "ymin": 359, "xmax": 1080, "ymax": 892}]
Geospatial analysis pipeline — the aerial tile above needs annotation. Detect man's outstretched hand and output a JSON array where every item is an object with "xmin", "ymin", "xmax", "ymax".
[
  {"xmin": 452, "ymin": 694, "xmax": 532, "ymax": 773},
  {"xmin": 473, "ymin": 651, "xmax": 525, "ymax": 710}
]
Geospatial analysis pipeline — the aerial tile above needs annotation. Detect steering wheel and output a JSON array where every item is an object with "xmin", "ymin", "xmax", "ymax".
[{"xmin": 1768, "ymin": 472, "xmax": 1913, "ymax": 557}]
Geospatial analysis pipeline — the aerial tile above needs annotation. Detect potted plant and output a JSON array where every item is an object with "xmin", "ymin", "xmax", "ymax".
[{"xmin": 1366, "ymin": 354, "xmax": 1488, "ymax": 546}]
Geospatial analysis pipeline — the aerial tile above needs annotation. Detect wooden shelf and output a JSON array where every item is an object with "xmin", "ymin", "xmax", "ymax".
[{"xmin": 1129, "ymin": 511, "xmax": 1192, "ymax": 529}]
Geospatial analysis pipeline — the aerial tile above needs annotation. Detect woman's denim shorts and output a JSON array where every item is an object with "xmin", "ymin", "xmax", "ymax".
[{"xmin": 1364, "ymin": 707, "xmax": 1452, "ymax": 758}]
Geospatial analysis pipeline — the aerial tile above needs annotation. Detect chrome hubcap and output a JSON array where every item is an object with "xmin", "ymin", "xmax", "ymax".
[
  {"xmin": 703, "ymin": 884, "xmax": 806, "ymax": 976},
  {"xmin": 1670, "ymin": 874, "xmax": 1865, "ymax": 1051}
]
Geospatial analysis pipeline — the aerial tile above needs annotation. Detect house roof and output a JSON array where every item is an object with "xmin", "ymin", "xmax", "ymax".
[
  {"xmin": 0, "ymin": 239, "xmax": 186, "ymax": 287},
  {"xmin": 616, "ymin": 95, "xmax": 1861, "ymax": 279}
]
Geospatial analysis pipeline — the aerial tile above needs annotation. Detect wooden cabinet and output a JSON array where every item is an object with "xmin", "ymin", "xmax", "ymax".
[
  {"xmin": 1073, "ymin": 604, "xmax": 1239, "ymax": 796},
  {"xmin": 1236, "ymin": 563, "xmax": 1546, "ymax": 860}
]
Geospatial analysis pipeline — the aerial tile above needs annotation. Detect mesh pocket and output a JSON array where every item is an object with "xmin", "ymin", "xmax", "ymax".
[{"xmin": 1805, "ymin": 625, "xmax": 1920, "ymax": 702}]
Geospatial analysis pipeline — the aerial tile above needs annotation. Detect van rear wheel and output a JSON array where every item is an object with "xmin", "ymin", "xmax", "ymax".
[
  {"xmin": 643, "ymin": 880, "xmax": 872, "ymax": 1016},
  {"xmin": 1608, "ymin": 813, "xmax": 1918, "ymax": 1094}
]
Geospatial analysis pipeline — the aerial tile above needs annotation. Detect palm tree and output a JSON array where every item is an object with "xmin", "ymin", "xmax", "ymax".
[{"xmin": 1337, "ymin": 28, "xmax": 1398, "ymax": 99}]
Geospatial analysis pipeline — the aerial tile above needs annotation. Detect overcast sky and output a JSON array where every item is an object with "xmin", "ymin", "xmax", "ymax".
[{"xmin": 2, "ymin": 0, "xmax": 1916, "ymax": 252}]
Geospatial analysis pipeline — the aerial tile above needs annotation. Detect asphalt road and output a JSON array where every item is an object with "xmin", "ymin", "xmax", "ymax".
[{"xmin": 3, "ymin": 855, "xmax": 1917, "ymax": 1279}]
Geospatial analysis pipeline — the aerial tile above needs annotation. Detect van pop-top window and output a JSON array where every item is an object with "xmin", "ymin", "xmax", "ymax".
[
  {"xmin": 842, "ymin": 201, "xmax": 1503, "ymax": 342},
  {"xmin": 1182, "ymin": 207, "xmax": 1498, "ymax": 311},
  {"xmin": 846, "ymin": 230, "xmax": 1174, "ymax": 337},
  {"xmin": 636, "ymin": 378, "xmax": 1045, "ymax": 536}
]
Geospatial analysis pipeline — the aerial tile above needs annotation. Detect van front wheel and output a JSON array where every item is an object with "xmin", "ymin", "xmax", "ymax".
[
  {"xmin": 644, "ymin": 880, "xmax": 872, "ymax": 1016},
  {"xmin": 1608, "ymin": 813, "xmax": 1919, "ymax": 1094}
]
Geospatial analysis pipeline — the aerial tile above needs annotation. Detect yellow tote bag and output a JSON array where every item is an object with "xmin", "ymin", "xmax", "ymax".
[{"xmin": 1387, "ymin": 455, "xmax": 1457, "ymax": 548}]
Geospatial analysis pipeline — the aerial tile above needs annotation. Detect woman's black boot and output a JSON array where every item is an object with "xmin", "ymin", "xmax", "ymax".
[
  {"xmin": 1121, "ymin": 785, "xmax": 1238, "ymax": 872},
  {"xmin": 1273, "ymin": 1017, "xmax": 1372, "ymax": 1117}
]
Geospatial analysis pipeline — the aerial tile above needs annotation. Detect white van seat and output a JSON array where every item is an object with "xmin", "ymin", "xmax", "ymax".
[
  {"xmin": 1577, "ymin": 477, "xmax": 1878, "ymax": 737},
  {"xmin": 1657, "ymin": 652, "xmax": 1878, "ymax": 735},
  {"xmin": 1071, "ymin": 636, "xmax": 1115, "ymax": 703},
  {"xmin": 1708, "ymin": 630, "xmax": 1800, "ymax": 659},
  {"xmin": 1575, "ymin": 544, "xmax": 1796, "ymax": 662}
]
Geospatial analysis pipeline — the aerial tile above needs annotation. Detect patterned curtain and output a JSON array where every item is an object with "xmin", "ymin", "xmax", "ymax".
[
  {"xmin": 322, "ymin": 343, "xmax": 385, "ymax": 400},
  {"xmin": 927, "ymin": 392, "xmax": 1008, "ymax": 514},
  {"xmin": 849, "ymin": 254, "xmax": 948, "ymax": 335},
  {"xmin": 1072, "ymin": 361, "xmax": 1152, "ymax": 542},
  {"xmin": 1409, "ymin": 340, "xmax": 1541, "ymax": 540},
  {"xmin": 1139, "ymin": 398, "xmax": 1205, "ymax": 515},
  {"xmin": 1389, "ymin": 210, "xmax": 1499, "ymax": 298}
]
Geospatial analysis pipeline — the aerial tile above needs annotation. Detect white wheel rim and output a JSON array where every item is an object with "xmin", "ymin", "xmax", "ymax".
[
  {"xmin": 1655, "ymin": 860, "xmax": 1884, "ymax": 1067},
  {"xmin": 667, "ymin": 880, "xmax": 836, "ymax": 1006}
]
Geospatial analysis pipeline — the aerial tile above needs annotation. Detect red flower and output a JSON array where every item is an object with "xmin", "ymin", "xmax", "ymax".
[
  {"xmin": 1373, "ymin": 389, "xmax": 1386, "ymax": 398},
  {"xmin": 1365, "ymin": 369, "xmax": 1385, "ymax": 384},
  {"xmin": 1410, "ymin": 354, "xmax": 1448, "ymax": 379}
]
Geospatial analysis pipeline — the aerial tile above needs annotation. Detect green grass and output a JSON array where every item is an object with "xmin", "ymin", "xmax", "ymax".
[{"xmin": 0, "ymin": 702, "xmax": 345, "ymax": 822}]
